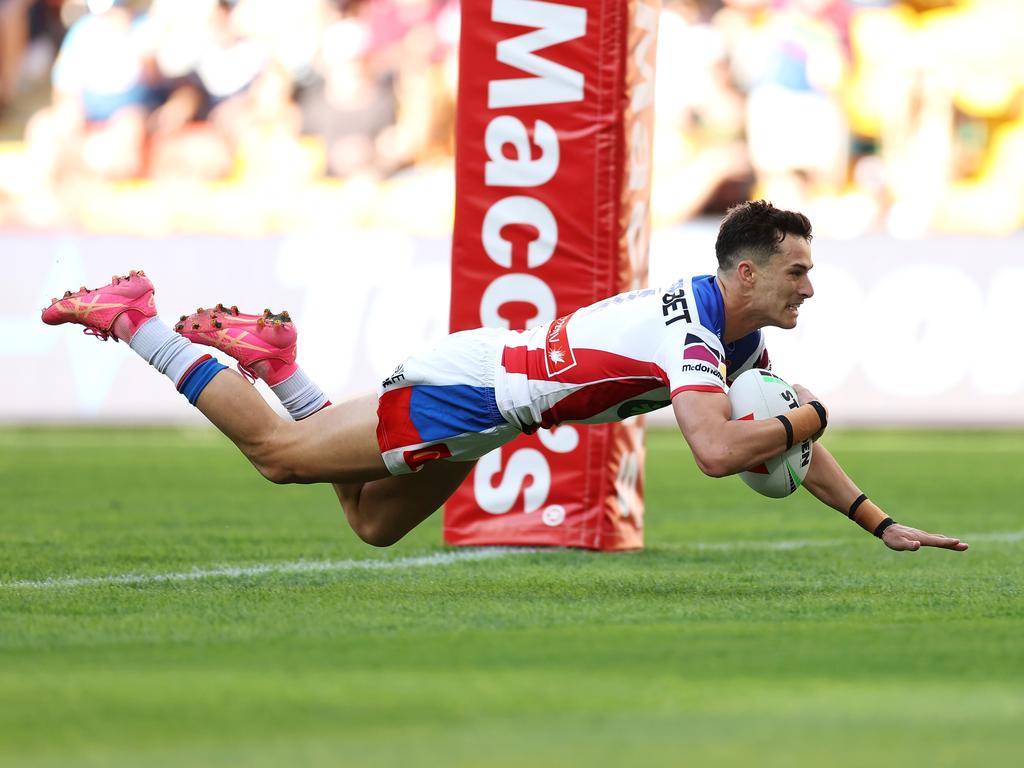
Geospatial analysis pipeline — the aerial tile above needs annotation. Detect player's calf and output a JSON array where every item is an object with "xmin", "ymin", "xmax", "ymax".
[{"xmin": 334, "ymin": 460, "xmax": 476, "ymax": 547}]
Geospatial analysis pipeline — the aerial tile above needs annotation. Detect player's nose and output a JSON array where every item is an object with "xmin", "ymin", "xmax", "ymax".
[{"xmin": 801, "ymin": 276, "xmax": 814, "ymax": 299}]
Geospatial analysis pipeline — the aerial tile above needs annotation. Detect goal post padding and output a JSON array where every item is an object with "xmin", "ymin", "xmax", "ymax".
[{"xmin": 445, "ymin": 0, "xmax": 660, "ymax": 550}]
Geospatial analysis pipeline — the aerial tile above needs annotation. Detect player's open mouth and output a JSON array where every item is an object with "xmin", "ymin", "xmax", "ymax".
[{"xmin": 786, "ymin": 303, "xmax": 801, "ymax": 314}]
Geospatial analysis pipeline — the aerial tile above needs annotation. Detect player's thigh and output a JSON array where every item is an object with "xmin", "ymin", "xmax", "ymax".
[{"xmin": 287, "ymin": 392, "xmax": 391, "ymax": 483}]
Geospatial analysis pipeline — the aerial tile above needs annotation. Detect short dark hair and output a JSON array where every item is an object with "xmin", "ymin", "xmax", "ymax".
[{"xmin": 715, "ymin": 200, "xmax": 812, "ymax": 271}]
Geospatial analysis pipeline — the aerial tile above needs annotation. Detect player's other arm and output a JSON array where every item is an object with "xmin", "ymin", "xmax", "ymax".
[
  {"xmin": 672, "ymin": 389, "xmax": 805, "ymax": 477},
  {"xmin": 793, "ymin": 385, "xmax": 968, "ymax": 553},
  {"xmin": 802, "ymin": 438, "xmax": 969, "ymax": 552}
]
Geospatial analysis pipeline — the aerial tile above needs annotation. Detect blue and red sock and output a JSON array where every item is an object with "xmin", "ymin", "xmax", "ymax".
[{"xmin": 129, "ymin": 318, "xmax": 226, "ymax": 404}]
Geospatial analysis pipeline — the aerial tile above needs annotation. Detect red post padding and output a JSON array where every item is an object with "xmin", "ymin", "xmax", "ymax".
[{"xmin": 445, "ymin": 0, "xmax": 659, "ymax": 550}]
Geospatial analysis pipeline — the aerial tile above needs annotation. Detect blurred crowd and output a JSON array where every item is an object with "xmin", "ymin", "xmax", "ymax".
[
  {"xmin": 0, "ymin": 0, "xmax": 1021, "ymax": 236},
  {"xmin": 652, "ymin": 0, "xmax": 1024, "ymax": 236},
  {"xmin": 0, "ymin": 0, "xmax": 459, "ymax": 233}
]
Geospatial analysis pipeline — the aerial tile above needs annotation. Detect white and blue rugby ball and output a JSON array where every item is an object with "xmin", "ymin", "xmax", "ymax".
[{"xmin": 727, "ymin": 369, "xmax": 812, "ymax": 498}]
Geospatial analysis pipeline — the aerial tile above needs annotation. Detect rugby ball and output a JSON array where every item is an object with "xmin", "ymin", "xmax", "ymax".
[{"xmin": 728, "ymin": 369, "xmax": 812, "ymax": 498}]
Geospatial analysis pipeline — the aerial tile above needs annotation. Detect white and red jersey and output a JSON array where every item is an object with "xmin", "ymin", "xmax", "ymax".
[
  {"xmin": 375, "ymin": 273, "xmax": 772, "ymax": 475},
  {"xmin": 493, "ymin": 274, "xmax": 771, "ymax": 432}
]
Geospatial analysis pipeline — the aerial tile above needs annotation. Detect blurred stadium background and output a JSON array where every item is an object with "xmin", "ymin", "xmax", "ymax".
[
  {"xmin": 3, "ymin": 0, "xmax": 1023, "ymax": 425},
  {"xmin": 3, "ymin": 3, "xmax": 1023, "ymax": 765}
]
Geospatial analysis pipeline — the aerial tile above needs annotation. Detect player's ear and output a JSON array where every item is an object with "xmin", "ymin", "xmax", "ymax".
[{"xmin": 736, "ymin": 259, "xmax": 756, "ymax": 286}]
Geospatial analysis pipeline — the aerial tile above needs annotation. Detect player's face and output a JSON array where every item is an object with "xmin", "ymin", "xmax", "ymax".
[{"xmin": 753, "ymin": 235, "xmax": 814, "ymax": 329}]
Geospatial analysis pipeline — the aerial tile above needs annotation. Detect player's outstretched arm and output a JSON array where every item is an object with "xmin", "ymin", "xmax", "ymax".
[
  {"xmin": 801, "ymin": 434, "xmax": 969, "ymax": 553},
  {"xmin": 672, "ymin": 389, "xmax": 815, "ymax": 478}
]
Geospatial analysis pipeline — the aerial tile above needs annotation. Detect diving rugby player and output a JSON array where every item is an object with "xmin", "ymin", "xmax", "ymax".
[{"xmin": 42, "ymin": 201, "xmax": 967, "ymax": 552}]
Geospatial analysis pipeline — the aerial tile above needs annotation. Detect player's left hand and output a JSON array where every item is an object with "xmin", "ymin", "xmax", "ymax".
[
  {"xmin": 793, "ymin": 383, "xmax": 827, "ymax": 441},
  {"xmin": 882, "ymin": 523, "xmax": 968, "ymax": 552},
  {"xmin": 793, "ymin": 383, "xmax": 820, "ymax": 406}
]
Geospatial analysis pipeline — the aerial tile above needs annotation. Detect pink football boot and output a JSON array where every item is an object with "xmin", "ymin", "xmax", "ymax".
[
  {"xmin": 175, "ymin": 304, "xmax": 298, "ymax": 385},
  {"xmin": 41, "ymin": 270, "xmax": 156, "ymax": 342}
]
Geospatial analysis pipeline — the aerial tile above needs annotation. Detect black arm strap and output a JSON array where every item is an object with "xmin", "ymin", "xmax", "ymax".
[
  {"xmin": 775, "ymin": 414, "xmax": 794, "ymax": 451},
  {"xmin": 873, "ymin": 517, "xmax": 897, "ymax": 538},
  {"xmin": 807, "ymin": 400, "xmax": 828, "ymax": 432},
  {"xmin": 848, "ymin": 493, "xmax": 868, "ymax": 520}
]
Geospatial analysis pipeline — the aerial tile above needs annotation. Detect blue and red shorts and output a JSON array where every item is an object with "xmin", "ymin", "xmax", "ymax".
[{"xmin": 375, "ymin": 330, "xmax": 519, "ymax": 475}]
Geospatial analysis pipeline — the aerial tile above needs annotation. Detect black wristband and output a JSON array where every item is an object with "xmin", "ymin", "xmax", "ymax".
[
  {"xmin": 873, "ymin": 517, "xmax": 897, "ymax": 538},
  {"xmin": 775, "ymin": 414, "xmax": 794, "ymax": 450},
  {"xmin": 848, "ymin": 493, "xmax": 868, "ymax": 520},
  {"xmin": 807, "ymin": 400, "xmax": 828, "ymax": 432}
]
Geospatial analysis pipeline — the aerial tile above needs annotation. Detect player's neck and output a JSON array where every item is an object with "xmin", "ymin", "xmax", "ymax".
[{"xmin": 716, "ymin": 274, "xmax": 760, "ymax": 343}]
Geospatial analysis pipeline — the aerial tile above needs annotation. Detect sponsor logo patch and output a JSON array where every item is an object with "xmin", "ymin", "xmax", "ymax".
[
  {"xmin": 662, "ymin": 286, "xmax": 691, "ymax": 325},
  {"xmin": 545, "ymin": 312, "xmax": 578, "ymax": 376},
  {"xmin": 680, "ymin": 361, "xmax": 725, "ymax": 380},
  {"xmin": 382, "ymin": 364, "xmax": 406, "ymax": 389},
  {"xmin": 684, "ymin": 334, "xmax": 727, "ymax": 381}
]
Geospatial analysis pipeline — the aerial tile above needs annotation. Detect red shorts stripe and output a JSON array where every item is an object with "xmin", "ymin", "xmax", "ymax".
[{"xmin": 376, "ymin": 387, "xmax": 423, "ymax": 453}]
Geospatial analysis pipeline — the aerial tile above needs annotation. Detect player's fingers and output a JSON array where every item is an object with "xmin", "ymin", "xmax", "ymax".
[{"xmin": 920, "ymin": 533, "xmax": 969, "ymax": 551}]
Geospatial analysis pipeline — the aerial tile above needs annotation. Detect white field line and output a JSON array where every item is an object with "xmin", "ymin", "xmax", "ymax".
[
  {"xmin": 3, "ymin": 530, "xmax": 1021, "ymax": 591},
  {"xmin": 0, "ymin": 547, "xmax": 536, "ymax": 591}
]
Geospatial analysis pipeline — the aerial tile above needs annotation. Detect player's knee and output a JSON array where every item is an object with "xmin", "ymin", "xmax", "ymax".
[
  {"xmin": 340, "ymin": 491, "xmax": 394, "ymax": 546},
  {"xmin": 255, "ymin": 460, "xmax": 296, "ymax": 485},
  {"xmin": 351, "ymin": 517, "xmax": 405, "ymax": 548},
  {"xmin": 250, "ymin": 428, "xmax": 306, "ymax": 484},
  {"xmin": 252, "ymin": 450, "xmax": 302, "ymax": 485},
  {"xmin": 345, "ymin": 506, "xmax": 406, "ymax": 548}
]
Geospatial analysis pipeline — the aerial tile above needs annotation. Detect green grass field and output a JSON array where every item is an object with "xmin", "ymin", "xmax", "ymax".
[{"xmin": 1, "ymin": 427, "xmax": 1021, "ymax": 767}]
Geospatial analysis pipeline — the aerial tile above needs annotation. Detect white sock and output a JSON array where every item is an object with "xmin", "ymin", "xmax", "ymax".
[
  {"xmin": 129, "ymin": 317, "xmax": 210, "ymax": 388},
  {"xmin": 271, "ymin": 367, "xmax": 329, "ymax": 420}
]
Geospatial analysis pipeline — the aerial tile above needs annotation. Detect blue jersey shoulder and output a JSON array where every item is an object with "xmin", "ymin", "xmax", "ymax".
[
  {"xmin": 690, "ymin": 275, "xmax": 724, "ymax": 340},
  {"xmin": 689, "ymin": 274, "xmax": 766, "ymax": 378},
  {"xmin": 723, "ymin": 331, "xmax": 764, "ymax": 378}
]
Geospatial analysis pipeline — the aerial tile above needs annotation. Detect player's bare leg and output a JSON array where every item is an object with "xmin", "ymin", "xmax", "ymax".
[
  {"xmin": 42, "ymin": 275, "xmax": 462, "ymax": 546},
  {"xmin": 191, "ymin": 383, "xmax": 470, "ymax": 545},
  {"xmin": 176, "ymin": 304, "xmax": 476, "ymax": 545},
  {"xmin": 186, "ymin": 376, "xmax": 384, "ymax": 483},
  {"xmin": 332, "ymin": 458, "xmax": 476, "ymax": 548}
]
